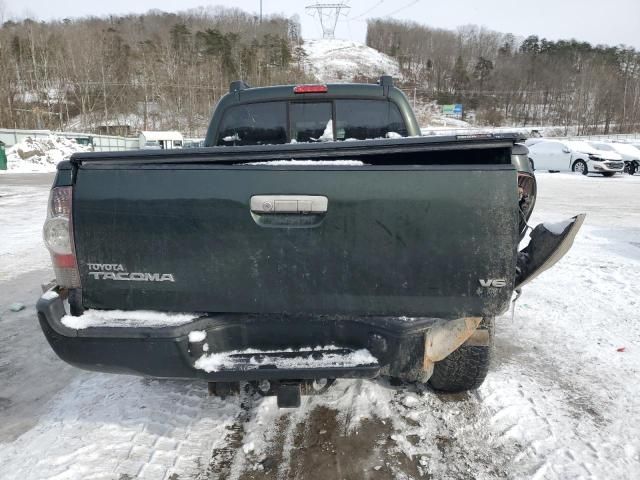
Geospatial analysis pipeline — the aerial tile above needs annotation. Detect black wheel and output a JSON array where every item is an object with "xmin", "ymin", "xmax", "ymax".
[
  {"xmin": 602, "ymin": 172, "xmax": 616, "ymax": 177},
  {"xmin": 428, "ymin": 317, "xmax": 494, "ymax": 393},
  {"xmin": 529, "ymin": 158, "xmax": 535, "ymax": 171},
  {"xmin": 630, "ymin": 162, "xmax": 639, "ymax": 175},
  {"xmin": 572, "ymin": 159, "xmax": 588, "ymax": 175}
]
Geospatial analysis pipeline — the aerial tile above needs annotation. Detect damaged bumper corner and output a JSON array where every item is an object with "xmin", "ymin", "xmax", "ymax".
[
  {"xmin": 516, "ymin": 213, "xmax": 586, "ymax": 289},
  {"xmin": 422, "ymin": 316, "xmax": 484, "ymax": 379},
  {"xmin": 417, "ymin": 214, "xmax": 586, "ymax": 382}
]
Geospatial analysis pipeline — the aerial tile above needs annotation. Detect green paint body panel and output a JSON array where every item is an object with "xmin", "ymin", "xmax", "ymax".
[{"xmin": 73, "ymin": 164, "xmax": 518, "ymax": 318}]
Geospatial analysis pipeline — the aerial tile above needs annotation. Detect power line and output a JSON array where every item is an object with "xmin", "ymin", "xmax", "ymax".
[
  {"xmin": 382, "ymin": 0, "xmax": 421, "ymax": 17},
  {"xmin": 351, "ymin": 0, "xmax": 384, "ymax": 20}
]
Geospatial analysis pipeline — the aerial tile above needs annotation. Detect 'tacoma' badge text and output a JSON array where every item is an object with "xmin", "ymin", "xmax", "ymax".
[{"xmin": 87, "ymin": 263, "xmax": 175, "ymax": 282}]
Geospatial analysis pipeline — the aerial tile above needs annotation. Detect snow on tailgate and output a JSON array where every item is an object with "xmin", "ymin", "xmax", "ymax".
[
  {"xmin": 61, "ymin": 310, "xmax": 199, "ymax": 329},
  {"xmin": 243, "ymin": 159, "xmax": 365, "ymax": 165}
]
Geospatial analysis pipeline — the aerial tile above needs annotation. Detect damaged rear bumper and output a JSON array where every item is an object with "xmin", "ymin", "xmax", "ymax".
[
  {"xmin": 36, "ymin": 216, "xmax": 584, "ymax": 384},
  {"xmin": 38, "ymin": 293, "xmax": 482, "ymax": 383},
  {"xmin": 516, "ymin": 214, "xmax": 586, "ymax": 289}
]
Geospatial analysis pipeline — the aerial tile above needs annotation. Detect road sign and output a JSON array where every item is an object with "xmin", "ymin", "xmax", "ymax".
[{"xmin": 442, "ymin": 104, "xmax": 463, "ymax": 115}]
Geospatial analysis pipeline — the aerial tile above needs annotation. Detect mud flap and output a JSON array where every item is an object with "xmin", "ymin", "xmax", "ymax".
[{"xmin": 516, "ymin": 214, "xmax": 586, "ymax": 289}]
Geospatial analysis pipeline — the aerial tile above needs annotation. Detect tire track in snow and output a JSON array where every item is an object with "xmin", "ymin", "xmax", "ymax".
[{"xmin": 0, "ymin": 375, "xmax": 244, "ymax": 480}]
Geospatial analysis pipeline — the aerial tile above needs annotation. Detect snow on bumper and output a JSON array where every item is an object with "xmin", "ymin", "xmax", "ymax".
[
  {"xmin": 37, "ymin": 292, "xmax": 451, "ymax": 382},
  {"xmin": 60, "ymin": 309, "xmax": 199, "ymax": 329},
  {"xmin": 193, "ymin": 346, "xmax": 378, "ymax": 373}
]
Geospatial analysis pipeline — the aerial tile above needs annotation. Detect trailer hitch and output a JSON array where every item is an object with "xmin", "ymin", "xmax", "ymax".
[{"xmin": 208, "ymin": 379, "xmax": 336, "ymax": 408}]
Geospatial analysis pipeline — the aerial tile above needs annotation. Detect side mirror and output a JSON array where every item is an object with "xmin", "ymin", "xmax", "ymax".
[{"xmin": 562, "ymin": 147, "xmax": 571, "ymax": 154}]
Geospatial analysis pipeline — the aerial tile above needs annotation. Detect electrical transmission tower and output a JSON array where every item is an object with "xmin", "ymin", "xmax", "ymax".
[{"xmin": 305, "ymin": 2, "xmax": 351, "ymax": 39}]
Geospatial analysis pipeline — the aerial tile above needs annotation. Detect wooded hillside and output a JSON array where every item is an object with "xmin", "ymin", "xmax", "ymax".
[
  {"xmin": 0, "ymin": 7, "xmax": 309, "ymax": 135},
  {"xmin": 1, "ymin": 6, "xmax": 638, "ymax": 135},
  {"xmin": 367, "ymin": 19, "xmax": 640, "ymax": 133}
]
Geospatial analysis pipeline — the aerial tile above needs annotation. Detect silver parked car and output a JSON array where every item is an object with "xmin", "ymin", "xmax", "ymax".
[
  {"xmin": 589, "ymin": 141, "xmax": 640, "ymax": 175},
  {"xmin": 527, "ymin": 140, "xmax": 624, "ymax": 176}
]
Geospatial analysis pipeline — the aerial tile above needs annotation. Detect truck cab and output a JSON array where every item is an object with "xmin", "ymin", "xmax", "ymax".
[{"xmin": 206, "ymin": 77, "xmax": 420, "ymax": 147}]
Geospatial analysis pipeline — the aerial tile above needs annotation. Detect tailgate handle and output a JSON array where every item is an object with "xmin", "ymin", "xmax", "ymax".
[{"xmin": 251, "ymin": 195, "xmax": 328, "ymax": 214}]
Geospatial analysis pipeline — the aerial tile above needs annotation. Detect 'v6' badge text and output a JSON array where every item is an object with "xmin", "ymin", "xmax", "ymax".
[{"xmin": 479, "ymin": 278, "xmax": 507, "ymax": 288}]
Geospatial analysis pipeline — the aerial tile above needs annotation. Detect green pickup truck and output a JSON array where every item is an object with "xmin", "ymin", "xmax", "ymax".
[{"xmin": 37, "ymin": 76, "xmax": 583, "ymax": 407}]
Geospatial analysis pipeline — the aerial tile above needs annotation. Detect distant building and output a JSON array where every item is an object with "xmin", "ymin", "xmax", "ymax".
[
  {"xmin": 139, "ymin": 131, "xmax": 184, "ymax": 150},
  {"xmin": 95, "ymin": 125, "xmax": 133, "ymax": 137}
]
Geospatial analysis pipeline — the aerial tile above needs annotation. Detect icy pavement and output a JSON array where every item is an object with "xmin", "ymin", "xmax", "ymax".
[
  {"xmin": 0, "ymin": 176, "xmax": 52, "ymax": 281},
  {"xmin": 1, "ymin": 172, "xmax": 639, "ymax": 479}
]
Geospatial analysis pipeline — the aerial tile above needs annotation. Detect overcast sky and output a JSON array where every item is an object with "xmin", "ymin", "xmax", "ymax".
[{"xmin": 6, "ymin": 0, "xmax": 640, "ymax": 49}]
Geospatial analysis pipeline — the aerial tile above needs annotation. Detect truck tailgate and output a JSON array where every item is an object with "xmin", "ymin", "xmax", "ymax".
[{"xmin": 73, "ymin": 163, "xmax": 518, "ymax": 317}]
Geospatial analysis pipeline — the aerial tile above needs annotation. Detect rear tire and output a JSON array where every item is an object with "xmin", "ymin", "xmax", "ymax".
[
  {"xmin": 428, "ymin": 317, "xmax": 494, "ymax": 393},
  {"xmin": 572, "ymin": 159, "xmax": 588, "ymax": 175}
]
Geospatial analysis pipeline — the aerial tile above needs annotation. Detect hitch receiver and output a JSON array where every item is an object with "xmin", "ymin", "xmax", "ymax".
[{"xmin": 277, "ymin": 382, "xmax": 302, "ymax": 408}]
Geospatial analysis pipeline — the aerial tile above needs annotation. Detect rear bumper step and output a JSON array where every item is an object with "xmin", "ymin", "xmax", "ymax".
[
  {"xmin": 193, "ymin": 347, "xmax": 378, "ymax": 373},
  {"xmin": 37, "ymin": 292, "xmax": 444, "ymax": 382}
]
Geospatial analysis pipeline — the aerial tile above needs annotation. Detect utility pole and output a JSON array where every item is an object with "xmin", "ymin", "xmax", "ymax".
[
  {"xmin": 305, "ymin": 2, "xmax": 351, "ymax": 39},
  {"xmin": 260, "ymin": 0, "xmax": 263, "ymax": 23}
]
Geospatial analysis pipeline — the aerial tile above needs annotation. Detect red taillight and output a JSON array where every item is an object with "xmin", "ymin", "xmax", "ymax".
[
  {"xmin": 43, "ymin": 187, "xmax": 80, "ymax": 288},
  {"xmin": 53, "ymin": 253, "xmax": 76, "ymax": 268},
  {"xmin": 293, "ymin": 84, "xmax": 328, "ymax": 94}
]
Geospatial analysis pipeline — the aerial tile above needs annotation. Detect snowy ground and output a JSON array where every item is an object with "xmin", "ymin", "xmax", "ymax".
[
  {"xmin": 302, "ymin": 39, "xmax": 402, "ymax": 83},
  {"xmin": 0, "ymin": 175, "xmax": 51, "ymax": 281},
  {"xmin": 0, "ymin": 171, "xmax": 639, "ymax": 479},
  {"xmin": 1, "ymin": 135, "xmax": 90, "ymax": 173}
]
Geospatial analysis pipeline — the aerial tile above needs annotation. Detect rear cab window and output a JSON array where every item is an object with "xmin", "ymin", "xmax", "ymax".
[
  {"xmin": 216, "ymin": 99, "xmax": 407, "ymax": 146},
  {"xmin": 216, "ymin": 102, "xmax": 287, "ymax": 146},
  {"xmin": 290, "ymin": 102, "xmax": 333, "ymax": 142},
  {"xmin": 335, "ymin": 100, "xmax": 407, "ymax": 140}
]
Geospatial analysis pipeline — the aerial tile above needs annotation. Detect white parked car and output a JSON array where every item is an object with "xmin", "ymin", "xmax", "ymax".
[
  {"xmin": 588, "ymin": 141, "xmax": 640, "ymax": 175},
  {"xmin": 527, "ymin": 140, "xmax": 624, "ymax": 176}
]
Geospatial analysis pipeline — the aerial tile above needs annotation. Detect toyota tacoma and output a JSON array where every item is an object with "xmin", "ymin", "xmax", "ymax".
[{"xmin": 37, "ymin": 77, "xmax": 584, "ymax": 407}]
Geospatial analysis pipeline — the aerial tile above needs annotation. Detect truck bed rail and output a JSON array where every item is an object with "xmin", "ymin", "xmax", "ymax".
[{"xmin": 70, "ymin": 134, "xmax": 519, "ymax": 166}]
